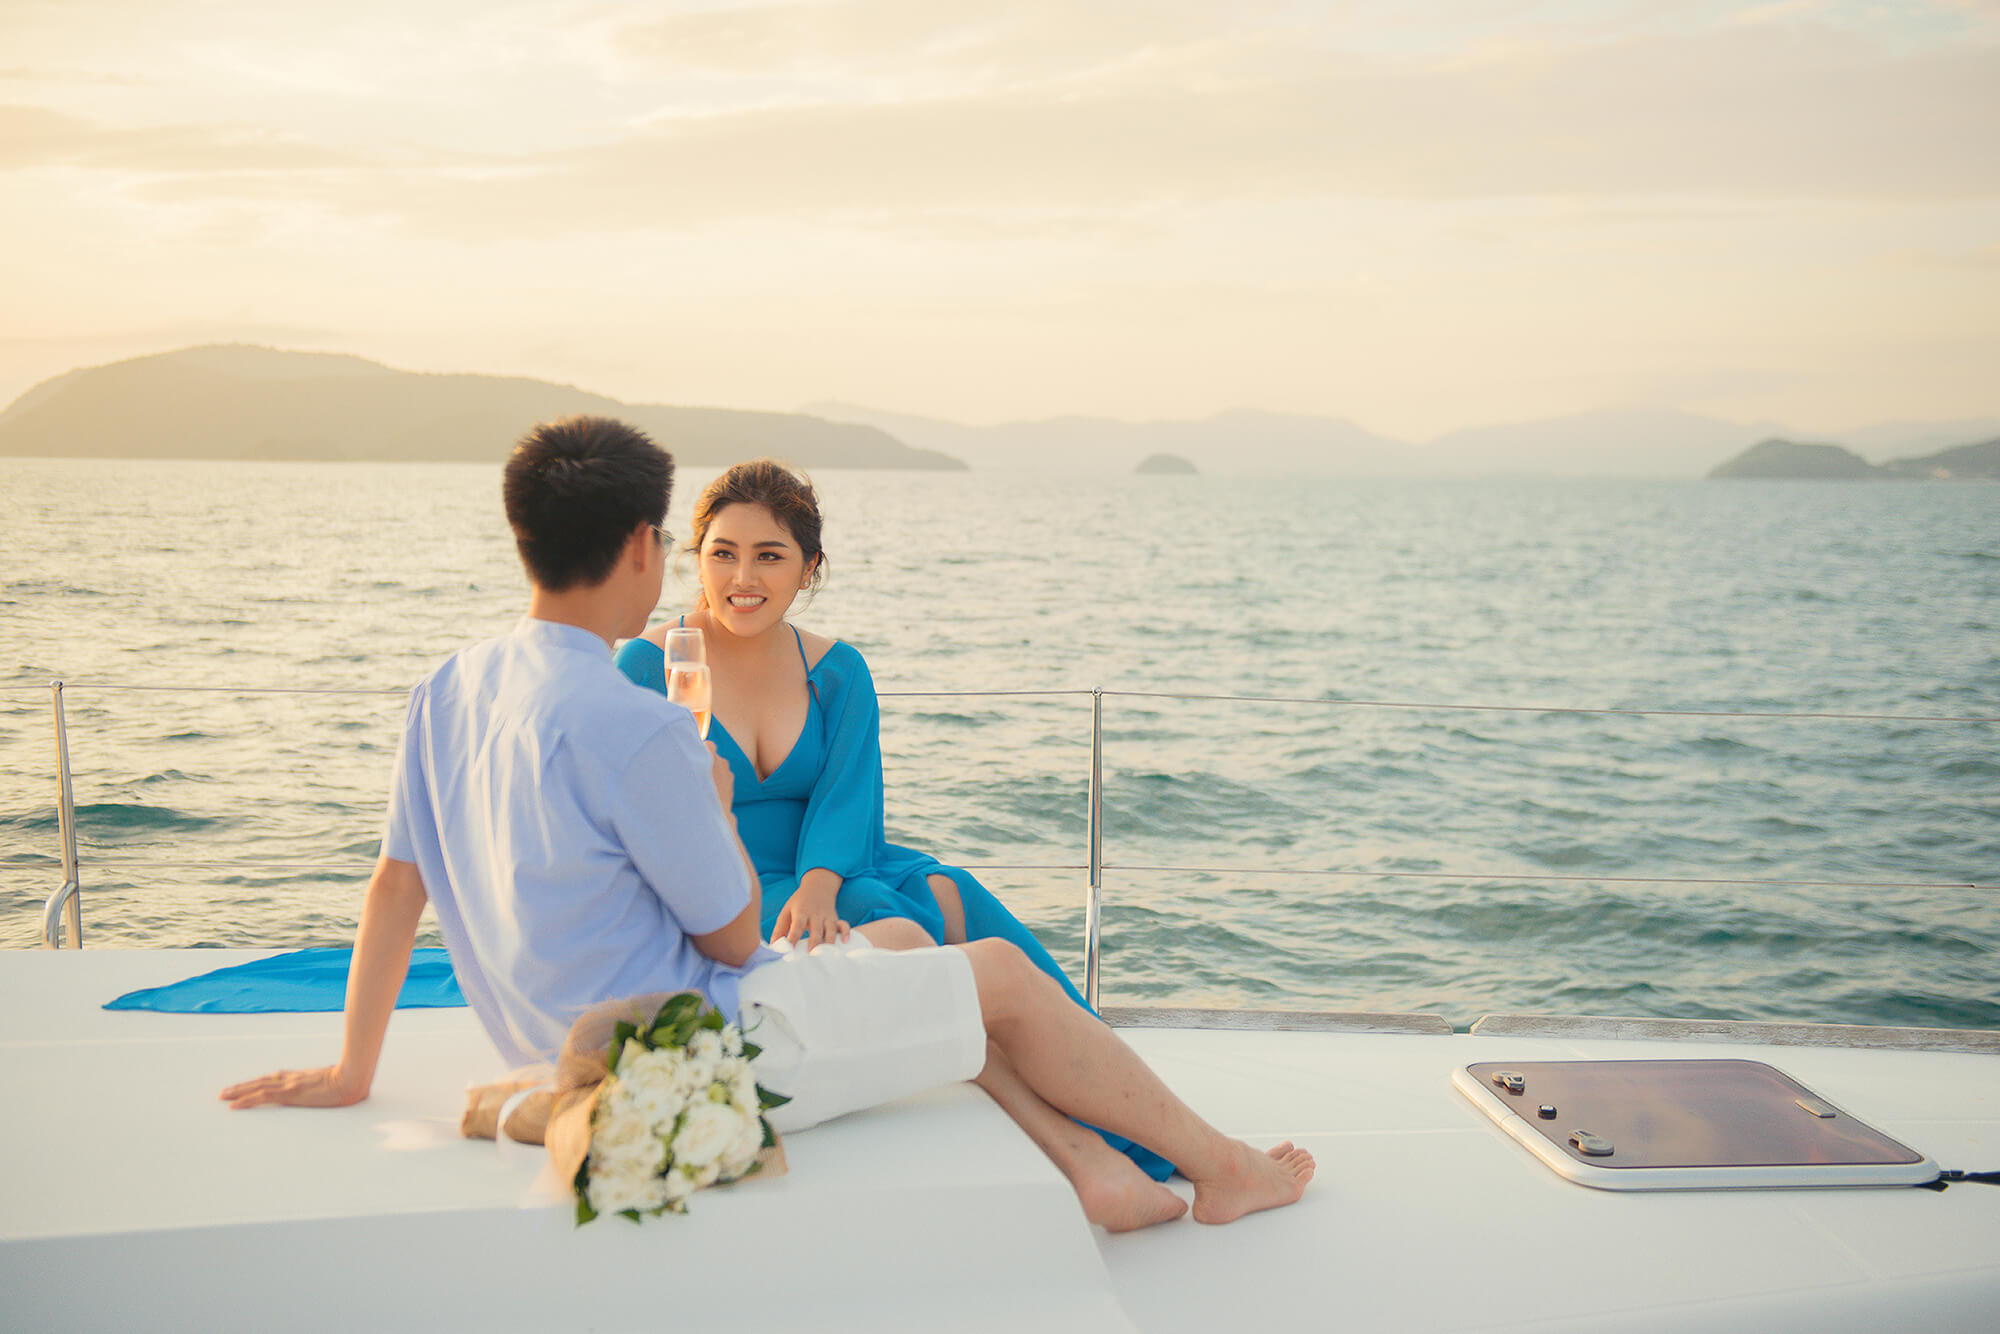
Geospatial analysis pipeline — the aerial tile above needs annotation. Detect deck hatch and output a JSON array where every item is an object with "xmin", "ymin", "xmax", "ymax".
[{"xmin": 1455, "ymin": 1058, "xmax": 1938, "ymax": 1190}]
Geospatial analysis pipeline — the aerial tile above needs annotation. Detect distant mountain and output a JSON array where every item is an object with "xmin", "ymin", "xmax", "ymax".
[
  {"xmin": 1709, "ymin": 436, "xmax": 2000, "ymax": 480},
  {"xmin": 808, "ymin": 402, "xmax": 1821, "ymax": 478},
  {"xmin": 1134, "ymin": 452, "xmax": 1197, "ymax": 475},
  {"xmin": 803, "ymin": 403, "xmax": 1411, "ymax": 476},
  {"xmin": 1826, "ymin": 418, "xmax": 2000, "ymax": 462},
  {"xmin": 1417, "ymin": 408, "xmax": 1785, "ymax": 479},
  {"xmin": 1878, "ymin": 437, "xmax": 2000, "ymax": 480},
  {"xmin": 0, "ymin": 346, "xmax": 966, "ymax": 470}
]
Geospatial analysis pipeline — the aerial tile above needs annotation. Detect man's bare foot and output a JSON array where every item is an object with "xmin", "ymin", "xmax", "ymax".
[
  {"xmin": 1072, "ymin": 1145, "xmax": 1191, "ymax": 1232},
  {"xmin": 1189, "ymin": 1140, "xmax": 1315, "ymax": 1225}
]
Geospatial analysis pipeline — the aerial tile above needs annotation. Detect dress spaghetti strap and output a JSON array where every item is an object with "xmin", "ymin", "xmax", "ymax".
[{"xmin": 792, "ymin": 625, "xmax": 819, "ymax": 704}]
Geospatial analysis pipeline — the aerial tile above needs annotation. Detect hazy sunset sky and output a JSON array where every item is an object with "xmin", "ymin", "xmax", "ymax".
[{"xmin": 3, "ymin": 0, "xmax": 1996, "ymax": 439}]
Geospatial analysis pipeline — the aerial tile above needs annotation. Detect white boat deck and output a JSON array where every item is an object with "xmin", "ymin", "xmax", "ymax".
[{"xmin": 5, "ymin": 949, "xmax": 1999, "ymax": 1332}]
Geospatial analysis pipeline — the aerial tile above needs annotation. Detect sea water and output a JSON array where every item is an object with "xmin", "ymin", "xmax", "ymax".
[{"xmin": 2, "ymin": 458, "xmax": 1995, "ymax": 1028}]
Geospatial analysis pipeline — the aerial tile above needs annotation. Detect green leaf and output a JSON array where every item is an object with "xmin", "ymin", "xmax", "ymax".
[
  {"xmin": 620, "ymin": 1209, "xmax": 642, "ymax": 1224},
  {"xmin": 575, "ymin": 1195, "xmax": 597, "ymax": 1227},
  {"xmin": 607, "ymin": 1020, "xmax": 640, "ymax": 1072},
  {"xmin": 760, "ymin": 1117, "xmax": 777, "ymax": 1149},
  {"xmin": 740, "ymin": 1040, "xmax": 761, "ymax": 1061},
  {"xmin": 652, "ymin": 993, "xmax": 701, "ymax": 1040},
  {"xmin": 698, "ymin": 1010, "xmax": 726, "ymax": 1032},
  {"xmin": 758, "ymin": 1087, "xmax": 792, "ymax": 1111}
]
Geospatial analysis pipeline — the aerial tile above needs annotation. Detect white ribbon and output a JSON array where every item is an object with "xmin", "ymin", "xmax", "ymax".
[{"xmin": 492, "ymin": 1082, "xmax": 554, "ymax": 1163}]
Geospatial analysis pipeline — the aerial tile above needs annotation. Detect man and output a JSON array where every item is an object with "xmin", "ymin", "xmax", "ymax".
[{"xmin": 223, "ymin": 416, "xmax": 1312, "ymax": 1231}]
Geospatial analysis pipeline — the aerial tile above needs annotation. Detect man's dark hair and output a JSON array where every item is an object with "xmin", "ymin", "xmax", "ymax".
[{"xmin": 502, "ymin": 416, "xmax": 674, "ymax": 592}]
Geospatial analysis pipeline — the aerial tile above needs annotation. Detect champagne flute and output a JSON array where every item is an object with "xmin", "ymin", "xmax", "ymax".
[{"xmin": 664, "ymin": 627, "xmax": 711, "ymax": 739}]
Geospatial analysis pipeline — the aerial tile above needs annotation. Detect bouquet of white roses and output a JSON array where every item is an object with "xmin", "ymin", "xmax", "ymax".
[
  {"xmin": 460, "ymin": 990, "xmax": 789, "ymax": 1224},
  {"xmin": 573, "ymin": 993, "xmax": 788, "ymax": 1222}
]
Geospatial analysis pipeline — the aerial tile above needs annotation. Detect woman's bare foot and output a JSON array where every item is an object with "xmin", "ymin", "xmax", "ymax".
[
  {"xmin": 1072, "ymin": 1145, "xmax": 1190, "ymax": 1233},
  {"xmin": 970, "ymin": 1040, "xmax": 1188, "ymax": 1232},
  {"xmin": 1189, "ymin": 1140, "xmax": 1315, "ymax": 1225}
]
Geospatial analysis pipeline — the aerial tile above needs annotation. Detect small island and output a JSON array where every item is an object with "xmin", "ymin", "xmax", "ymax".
[
  {"xmin": 1708, "ymin": 439, "xmax": 1877, "ymax": 480},
  {"xmin": 1135, "ymin": 452, "xmax": 1198, "ymax": 475},
  {"xmin": 1709, "ymin": 436, "xmax": 2000, "ymax": 481}
]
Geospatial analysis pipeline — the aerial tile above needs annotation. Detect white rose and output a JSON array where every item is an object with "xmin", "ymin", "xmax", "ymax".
[
  {"xmin": 620, "ymin": 1047, "xmax": 674, "ymax": 1083},
  {"xmin": 592, "ymin": 1106, "xmax": 667, "ymax": 1175},
  {"xmin": 688, "ymin": 1029, "xmax": 724, "ymax": 1077},
  {"xmin": 597, "ymin": 1075, "xmax": 634, "ymax": 1115},
  {"xmin": 588, "ymin": 1164, "xmax": 668, "ymax": 1216},
  {"xmin": 673, "ymin": 1100, "xmax": 743, "ymax": 1169},
  {"xmin": 721, "ymin": 1120, "xmax": 764, "ymax": 1177},
  {"xmin": 625, "ymin": 1074, "xmax": 687, "ymax": 1129},
  {"xmin": 592, "ymin": 1103, "xmax": 648, "ymax": 1153},
  {"xmin": 723, "ymin": 1027, "xmax": 744, "ymax": 1057},
  {"xmin": 669, "ymin": 1057, "xmax": 704, "ymax": 1102}
]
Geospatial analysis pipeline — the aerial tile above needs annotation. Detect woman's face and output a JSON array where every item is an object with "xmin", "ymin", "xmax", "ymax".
[{"xmin": 697, "ymin": 501, "xmax": 816, "ymax": 638}]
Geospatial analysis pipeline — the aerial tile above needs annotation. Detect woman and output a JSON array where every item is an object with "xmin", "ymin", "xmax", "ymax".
[{"xmin": 615, "ymin": 459, "xmax": 1172, "ymax": 1181}]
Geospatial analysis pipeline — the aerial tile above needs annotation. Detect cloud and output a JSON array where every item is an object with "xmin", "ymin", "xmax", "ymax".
[
  {"xmin": 0, "ymin": 67, "xmax": 147, "ymax": 86},
  {"xmin": 0, "ymin": 318, "xmax": 345, "ymax": 350},
  {"xmin": 612, "ymin": 0, "xmax": 1299, "ymax": 84},
  {"xmin": 8, "ymin": 15, "xmax": 1998, "ymax": 244},
  {"xmin": 0, "ymin": 104, "xmax": 374, "ymax": 171},
  {"xmin": 1721, "ymin": 0, "xmax": 1826, "ymax": 29},
  {"xmin": 375, "ymin": 24, "xmax": 2000, "ymax": 236}
]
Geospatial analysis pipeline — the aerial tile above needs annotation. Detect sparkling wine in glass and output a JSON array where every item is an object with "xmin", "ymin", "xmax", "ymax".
[{"xmin": 664, "ymin": 627, "xmax": 711, "ymax": 739}]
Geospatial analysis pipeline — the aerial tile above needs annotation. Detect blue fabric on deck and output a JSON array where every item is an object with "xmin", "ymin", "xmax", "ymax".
[{"xmin": 104, "ymin": 947, "xmax": 465, "ymax": 1013}]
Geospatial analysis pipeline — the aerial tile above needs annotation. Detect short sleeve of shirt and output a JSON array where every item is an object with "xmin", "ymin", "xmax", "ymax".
[
  {"xmin": 381, "ymin": 686, "xmax": 430, "ymax": 864},
  {"xmin": 611, "ymin": 714, "xmax": 753, "ymax": 936}
]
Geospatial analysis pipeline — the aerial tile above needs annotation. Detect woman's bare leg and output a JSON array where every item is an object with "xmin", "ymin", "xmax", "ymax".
[
  {"xmin": 973, "ymin": 1042, "xmax": 1187, "ymax": 1232},
  {"xmin": 927, "ymin": 873, "xmax": 968, "ymax": 944},
  {"xmin": 959, "ymin": 939, "xmax": 1313, "ymax": 1225},
  {"xmin": 854, "ymin": 917, "xmax": 933, "ymax": 950}
]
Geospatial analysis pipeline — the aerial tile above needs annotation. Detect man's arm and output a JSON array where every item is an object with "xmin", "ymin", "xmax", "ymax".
[
  {"xmin": 690, "ymin": 895, "xmax": 762, "ymax": 967},
  {"xmin": 220, "ymin": 855, "xmax": 428, "ymax": 1109},
  {"xmin": 687, "ymin": 745, "xmax": 764, "ymax": 967}
]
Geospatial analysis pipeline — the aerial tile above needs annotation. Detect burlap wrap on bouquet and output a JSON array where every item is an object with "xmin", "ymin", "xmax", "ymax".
[{"xmin": 460, "ymin": 990, "xmax": 787, "ymax": 1193}]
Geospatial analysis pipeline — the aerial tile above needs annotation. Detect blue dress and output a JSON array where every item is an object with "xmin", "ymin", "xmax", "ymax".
[{"xmin": 614, "ymin": 631, "xmax": 1175, "ymax": 1181}]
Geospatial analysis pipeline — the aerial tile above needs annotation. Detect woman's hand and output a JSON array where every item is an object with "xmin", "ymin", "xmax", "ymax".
[
  {"xmin": 772, "ymin": 881, "xmax": 850, "ymax": 949},
  {"xmin": 220, "ymin": 1065, "xmax": 368, "ymax": 1110}
]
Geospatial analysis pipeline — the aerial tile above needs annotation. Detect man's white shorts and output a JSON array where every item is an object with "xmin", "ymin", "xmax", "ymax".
[{"xmin": 736, "ymin": 937, "xmax": 986, "ymax": 1133}]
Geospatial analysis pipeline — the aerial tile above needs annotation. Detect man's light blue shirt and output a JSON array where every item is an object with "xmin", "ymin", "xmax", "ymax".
[{"xmin": 383, "ymin": 616, "xmax": 776, "ymax": 1068}]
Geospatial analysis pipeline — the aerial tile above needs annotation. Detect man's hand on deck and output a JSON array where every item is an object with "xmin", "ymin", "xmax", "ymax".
[{"xmin": 220, "ymin": 1065, "xmax": 367, "ymax": 1110}]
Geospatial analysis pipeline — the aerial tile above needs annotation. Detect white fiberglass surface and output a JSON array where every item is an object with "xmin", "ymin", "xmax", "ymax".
[
  {"xmin": 1102, "ymin": 1028, "xmax": 2000, "ymax": 1333},
  {"xmin": 5, "ymin": 952, "xmax": 1999, "ymax": 1334},
  {"xmin": 1, "ymin": 950, "xmax": 1136, "ymax": 1333}
]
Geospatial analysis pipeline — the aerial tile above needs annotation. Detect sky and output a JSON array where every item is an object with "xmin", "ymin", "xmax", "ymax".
[{"xmin": 2, "ymin": 0, "xmax": 1997, "ymax": 441}]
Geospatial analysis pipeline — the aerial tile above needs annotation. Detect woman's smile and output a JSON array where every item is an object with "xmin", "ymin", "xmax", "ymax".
[{"xmin": 697, "ymin": 501, "xmax": 814, "ymax": 637}]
